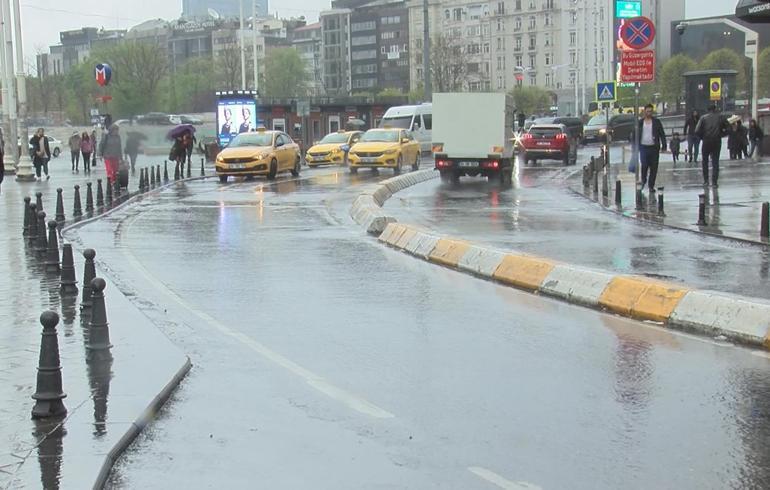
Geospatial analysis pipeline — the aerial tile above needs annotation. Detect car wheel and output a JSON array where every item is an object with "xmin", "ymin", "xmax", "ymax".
[
  {"xmin": 531, "ymin": 158, "xmax": 537, "ymax": 166},
  {"xmin": 349, "ymin": 167, "xmax": 358, "ymax": 174},
  {"xmin": 219, "ymin": 175, "xmax": 228, "ymax": 183},
  {"xmin": 440, "ymin": 170, "xmax": 452, "ymax": 183},
  {"xmin": 267, "ymin": 159, "xmax": 278, "ymax": 180},
  {"xmin": 291, "ymin": 157, "xmax": 300, "ymax": 177},
  {"xmin": 562, "ymin": 151, "xmax": 569, "ymax": 166},
  {"xmin": 394, "ymin": 155, "xmax": 403, "ymax": 174},
  {"xmin": 53, "ymin": 148, "xmax": 60, "ymax": 158},
  {"xmin": 412, "ymin": 153, "xmax": 419, "ymax": 171}
]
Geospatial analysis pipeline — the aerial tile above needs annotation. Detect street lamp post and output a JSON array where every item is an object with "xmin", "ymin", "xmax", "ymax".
[
  {"xmin": 239, "ymin": 0, "xmax": 246, "ymax": 90},
  {"xmin": 0, "ymin": 0, "xmax": 11, "ymax": 174},
  {"xmin": 678, "ymin": 19, "xmax": 759, "ymax": 121},
  {"xmin": 252, "ymin": 0, "xmax": 259, "ymax": 94},
  {"xmin": 0, "ymin": 0, "xmax": 18, "ymax": 177},
  {"xmin": 12, "ymin": 0, "xmax": 33, "ymax": 181}
]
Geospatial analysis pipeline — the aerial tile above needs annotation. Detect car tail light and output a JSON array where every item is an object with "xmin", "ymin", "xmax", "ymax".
[
  {"xmin": 481, "ymin": 160, "xmax": 499, "ymax": 169},
  {"xmin": 436, "ymin": 159, "xmax": 451, "ymax": 168},
  {"xmin": 523, "ymin": 133, "xmax": 533, "ymax": 140},
  {"xmin": 556, "ymin": 133, "xmax": 566, "ymax": 140},
  {"xmin": 432, "ymin": 143, "xmax": 444, "ymax": 153}
]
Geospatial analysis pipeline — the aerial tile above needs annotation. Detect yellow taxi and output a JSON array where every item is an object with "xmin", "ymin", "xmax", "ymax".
[
  {"xmin": 305, "ymin": 131, "xmax": 362, "ymax": 167},
  {"xmin": 348, "ymin": 128, "xmax": 421, "ymax": 174},
  {"xmin": 215, "ymin": 129, "xmax": 301, "ymax": 182}
]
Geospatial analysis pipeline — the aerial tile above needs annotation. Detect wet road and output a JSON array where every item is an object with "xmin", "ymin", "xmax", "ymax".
[
  {"xmin": 64, "ymin": 165, "xmax": 770, "ymax": 489},
  {"xmin": 385, "ymin": 149, "xmax": 770, "ymax": 299}
]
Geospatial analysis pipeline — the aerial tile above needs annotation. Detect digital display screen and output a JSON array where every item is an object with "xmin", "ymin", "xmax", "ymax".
[{"xmin": 217, "ymin": 97, "xmax": 257, "ymax": 147}]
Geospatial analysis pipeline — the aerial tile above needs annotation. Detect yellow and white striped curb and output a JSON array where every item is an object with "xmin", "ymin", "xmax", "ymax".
[
  {"xmin": 349, "ymin": 170, "xmax": 438, "ymax": 234},
  {"xmin": 378, "ymin": 222, "xmax": 770, "ymax": 350}
]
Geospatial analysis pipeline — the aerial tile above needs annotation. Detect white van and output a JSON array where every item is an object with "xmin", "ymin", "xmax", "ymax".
[{"xmin": 379, "ymin": 103, "xmax": 432, "ymax": 153}]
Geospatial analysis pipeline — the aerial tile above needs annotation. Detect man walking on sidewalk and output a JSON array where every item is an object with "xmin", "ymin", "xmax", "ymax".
[
  {"xmin": 695, "ymin": 104, "xmax": 730, "ymax": 187},
  {"xmin": 683, "ymin": 109, "xmax": 700, "ymax": 163},
  {"xmin": 637, "ymin": 104, "xmax": 667, "ymax": 192}
]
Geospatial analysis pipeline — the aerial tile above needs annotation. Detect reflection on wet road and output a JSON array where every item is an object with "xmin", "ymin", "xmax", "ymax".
[
  {"xmin": 63, "ymin": 166, "xmax": 770, "ymax": 489},
  {"xmin": 384, "ymin": 163, "xmax": 770, "ymax": 299}
]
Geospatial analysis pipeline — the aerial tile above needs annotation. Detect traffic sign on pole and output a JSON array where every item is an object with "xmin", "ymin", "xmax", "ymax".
[
  {"xmin": 615, "ymin": 1, "xmax": 641, "ymax": 19},
  {"xmin": 710, "ymin": 78, "xmax": 722, "ymax": 101},
  {"xmin": 620, "ymin": 16, "xmax": 656, "ymax": 50},
  {"xmin": 620, "ymin": 50, "xmax": 655, "ymax": 83},
  {"xmin": 596, "ymin": 81, "xmax": 617, "ymax": 103}
]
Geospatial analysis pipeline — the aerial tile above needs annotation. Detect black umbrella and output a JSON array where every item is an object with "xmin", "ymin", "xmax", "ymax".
[{"xmin": 166, "ymin": 124, "xmax": 196, "ymax": 140}]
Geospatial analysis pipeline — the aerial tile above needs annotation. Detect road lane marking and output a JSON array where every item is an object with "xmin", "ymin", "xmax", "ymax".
[
  {"xmin": 468, "ymin": 467, "xmax": 543, "ymax": 490},
  {"xmin": 119, "ymin": 212, "xmax": 395, "ymax": 420}
]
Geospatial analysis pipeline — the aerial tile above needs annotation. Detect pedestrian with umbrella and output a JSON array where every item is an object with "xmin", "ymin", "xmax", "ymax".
[{"xmin": 167, "ymin": 124, "xmax": 196, "ymax": 175}]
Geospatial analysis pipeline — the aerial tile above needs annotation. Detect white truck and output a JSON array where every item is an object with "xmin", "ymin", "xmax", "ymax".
[{"xmin": 432, "ymin": 93, "xmax": 515, "ymax": 185}]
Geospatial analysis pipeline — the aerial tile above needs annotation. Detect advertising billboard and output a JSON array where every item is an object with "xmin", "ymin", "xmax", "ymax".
[{"xmin": 217, "ymin": 96, "xmax": 257, "ymax": 147}]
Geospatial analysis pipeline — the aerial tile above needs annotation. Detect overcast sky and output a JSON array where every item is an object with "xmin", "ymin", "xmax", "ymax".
[{"xmin": 19, "ymin": 0, "xmax": 734, "ymax": 70}]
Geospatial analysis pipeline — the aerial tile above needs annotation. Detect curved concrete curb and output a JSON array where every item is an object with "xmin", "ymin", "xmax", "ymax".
[
  {"xmin": 378, "ymin": 222, "xmax": 770, "ymax": 350},
  {"xmin": 349, "ymin": 169, "xmax": 438, "ymax": 234},
  {"xmin": 92, "ymin": 358, "xmax": 192, "ymax": 489}
]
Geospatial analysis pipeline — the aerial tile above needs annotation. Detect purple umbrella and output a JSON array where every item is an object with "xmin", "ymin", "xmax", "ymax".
[{"xmin": 167, "ymin": 124, "xmax": 196, "ymax": 140}]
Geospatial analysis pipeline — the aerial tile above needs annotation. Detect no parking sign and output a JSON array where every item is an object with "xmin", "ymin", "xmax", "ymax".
[{"xmin": 710, "ymin": 78, "xmax": 722, "ymax": 101}]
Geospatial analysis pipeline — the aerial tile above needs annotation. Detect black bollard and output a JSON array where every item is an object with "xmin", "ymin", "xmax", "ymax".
[
  {"xmin": 45, "ymin": 221, "xmax": 61, "ymax": 275},
  {"xmin": 114, "ymin": 180, "xmax": 121, "ymax": 199},
  {"xmin": 615, "ymin": 180, "xmax": 622, "ymax": 206},
  {"xmin": 589, "ymin": 156, "xmax": 595, "ymax": 174},
  {"xmin": 36, "ymin": 192, "xmax": 44, "ymax": 213},
  {"xmin": 73, "ymin": 185, "xmax": 83, "ymax": 217},
  {"xmin": 592, "ymin": 167, "xmax": 599, "ymax": 196},
  {"xmin": 86, "ymin": 278, "xmax": 113, "ymax": 360},
  {"xmin": 36, "ymin": 211, "xmax": 48, "ymax": 254},
  {"xmin": 657, "ymin": 187, "xmax": 665, "ymax": 216},
  {"xmin": 164, "ymin": 161, "xmax": 169, "ymax": 182},
  {"xmin": 200, "ymin": 158, "xmax": 205, "ymax": 177},
  {"xmin": 186, "ymin": 158, "xmax": 192, "ymax": 178},
  {"xmin": 582, "ymin": 166, "xmax": 589, "ymax": 188},
  {"xmin": 150, "ymin": 166, "xmax": 156, "ymax": 187},
  {"xmin": 156, "ymin": 165, "xmax": 161, "ymax": 185},
  {"xmin": 55, "ymin": 188, "xmax": 65, "ymax": 222},
  {"xmin": 761, "ymin": 202, "xmax": 769, "ymax": 239},
  {"xmin": 31, "ymin": 311, "xmax": 67, "ymax": 418},
  {"xmin": 28, "ymin": 203, "xmax": 38, "ymax": 244},
  {"xmin": 698, "ymin": 194, "xmax": 707, "ymax": 226},
  {"xmin": 86, "ymin": 182, "xmax": 94, "ymax": 212},
  {"xmin": 174, "ymin": 161, "xmax": 180, "ymax": 180},
  {"xmin": 23, "ymin": 196, "xmax": 32, "ymax": 236},
  {"xmin": 635, "ymin": 184, "xmax": 643, "ymax": 211},
  {"xmin": 138, "ymin": 168, "xmax": 144, "ymax": 191},
  {"xmin": 601, "ymin": 173, "xmax": 608, "ymax": 198},
  {"xmin": 105, "ymin": 180, "xmax": 113, "ymax": 206},
  {"xmin": 60, "ymin": 244, "xmax": 78, "ymax": 296},
  {"xmin": 81, "ymin": 249, "xmax": 97, "ymax": 309},
  {"xmin": 96, "ymin": 179, "xmax": 105, "ymax": 207}
]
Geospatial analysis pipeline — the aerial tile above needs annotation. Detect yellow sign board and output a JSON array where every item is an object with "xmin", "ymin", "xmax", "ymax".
[{"xmin": 709, "ymin": 78, "xmax": 722, "ymax": 101}]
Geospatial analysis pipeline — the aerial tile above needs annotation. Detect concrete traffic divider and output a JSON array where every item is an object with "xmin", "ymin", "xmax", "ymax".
[
  {"xmin": 540, "ymin": 265, "xmax": 614, "ymax": 307},
  {"xmin": 493, "ymin": 255, "xmax": 556, "ymax": 291},
  {"xmin": 429, "ymin": 239, "xmax": 471, "ymax": 267},
  {"xmin": 599, "ymin": 276, "xmax": 689, "ymax": 323}
]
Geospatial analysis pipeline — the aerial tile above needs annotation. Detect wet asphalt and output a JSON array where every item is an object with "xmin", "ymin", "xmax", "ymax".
[
  {"xmin": 384, "ymin": 149, "xmax": 770, "ymax": 300},
  {"xmin": 55, "ymin": 163, "xmax": 770, "ymax": 489}
]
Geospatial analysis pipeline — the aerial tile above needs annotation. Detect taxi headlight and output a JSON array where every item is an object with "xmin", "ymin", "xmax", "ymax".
[
  {"xmin": 384, "ymin": 148, "xmax": 399, "ymax": 155},
  {"xmin": 599, "ymin": 128, "xmax": 607, "ymax": 135},
  {"xmin": 256, "ymin": 152, "xmax": 270, "ymax": 160}
]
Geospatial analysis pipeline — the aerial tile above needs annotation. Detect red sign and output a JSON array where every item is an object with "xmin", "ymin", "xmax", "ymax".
[
  {"xmin": 619, "ymin": 16, "xmax": 655, "ymax": 50},
  {"xmin": 621, "ymin": 50, "xmax": 655, "ymax": 83}
]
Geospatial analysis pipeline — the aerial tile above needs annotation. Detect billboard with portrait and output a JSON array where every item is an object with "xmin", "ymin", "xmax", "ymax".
[{"xmin": 217, "ymin": 96, "xmax": 257, "ymax": 146}]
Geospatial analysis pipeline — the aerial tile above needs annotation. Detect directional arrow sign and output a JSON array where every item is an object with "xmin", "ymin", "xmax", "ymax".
[
  {"xmin": 596, "ymin": 81, "xmax": 617, "ymax": 102},
  {"xmin": 620, "ymin": 16, "xmax": 656, "ymax": 50}
]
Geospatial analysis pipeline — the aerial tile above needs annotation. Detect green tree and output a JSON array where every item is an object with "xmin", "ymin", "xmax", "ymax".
[
  {"xmin": 509, "ymin": 86, "xmax": 551, "ymax": 115},
  {"xmin": 66, "ymin": 59, "xmax": 97, "ymax": 124},
  {"xmin": 167, "ymin": 57, "xmax": 216, "ymax": 113},
  {"xmin": 431, "ymin": 34, "xmax": 468, "ymax": 92},
  {"xmin": 216, "ymin": 42, "xmax": 242, "ymax": 91},
  {"xmin": 377, "ymin": 88, "xmax": 403, "ymax": 97},
  {"xmin": 658, "ymin": 54, "xmax": 697, "ymax": 107},
  {"xmin": 700, "ymin": 48, "xmax": 747, "ymax": 95},
  {"xmin": 92, "ymin": 41, "xmax": 168, "ymax": 117},
  {"xmin": 758, "ymin": 47, "xmax": 770, "ymax": 98},
  {"xmin": 261, "ymin": 48, "xmax": 309, "ymax": 97}
]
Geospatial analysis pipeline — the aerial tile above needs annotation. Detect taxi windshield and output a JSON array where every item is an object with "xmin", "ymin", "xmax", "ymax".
[
  {"xmin": 381, "ymin": 116, "xmax": 412, "ymax": 129},
  {"xmin": 319, "ymin": 133, "xmax": 349, "ymax": 144},
  {"xmin": 361, "ymin": 131, "xmax": 400, "ymax": 143},
  {"xmin": 587, "ymin": 115, "xmax": 607, "ymax": 126},
  {"xmin": 228, "ymin": 133, "xmax": 273, "ymax": 147}
]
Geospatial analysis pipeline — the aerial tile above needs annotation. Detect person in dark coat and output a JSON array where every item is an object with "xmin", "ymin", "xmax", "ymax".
[
  {"xmin": 695, "ymin": 104, "xmax": 730, "ymax": 187},
  {"xmin": 30, "ymin": 128, "xmax": 51, "ymax": 181},
  {"xmin": 749, "ymin": 119, "xmax": 764, "ymax": 158},
  {"xmin": 517, "ymin": 112, "xmax": 526, "ymax": 132},
  {"xmin": 738, "ymin": 120, "xmax": 749, "ymax": 159},
  {"xmin": 124, "ymin": 133, "xmax": 142, "ymax": 173},
  {"xmin": 91, "ymin": 129, "xmax": 98, "ymax": 167},
  {"xmin": 683, "ymin": 110, "xmax": 700, "ymax": 163},
  {"xmin": 727, "ymin": 121, "xmax": 744, "ymax": 160},
  {"xmin": 670, "ymin": 132, "xmax": 682, "ymax": 163},
  {"xmin": 636, "ymin": 104, "xmax": 667, "ymax": 192}
]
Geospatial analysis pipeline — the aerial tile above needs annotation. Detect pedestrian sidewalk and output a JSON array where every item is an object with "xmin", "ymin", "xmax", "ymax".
[
  {"xmin": 0, "ymin": 158, "xmax": 190, "ymax": 488},
  {"xmin": 572, "ymin": 155, "xmax": 770, "ymax": 246}
]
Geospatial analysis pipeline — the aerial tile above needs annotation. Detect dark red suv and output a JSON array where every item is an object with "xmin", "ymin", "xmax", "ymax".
[{"xmin": 519, "ymin": 124, "xmax": 577, "ymax": 166}]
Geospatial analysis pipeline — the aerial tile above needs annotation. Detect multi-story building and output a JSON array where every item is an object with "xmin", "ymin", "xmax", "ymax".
[
  {"xmin": 320, "ymin": 9, "xmax": 352, "ymax": 95},
  {"xmin": 36, "ymin": 27, "xmax": 126, "ymax": 76},
  {"xmin": 407, "ymin": 0, "xmax": 683, "ymax": 115},
  {"xmin": 291, "ymin": 23, "xmax": 324, "ymax": 96},
  {"xmin": 320, "ymin": 0, "xmax": 411, "ymax": 96},
  {"xmin": 183, "ymin": 0, "xmax": 268, "ymax": 20}
]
